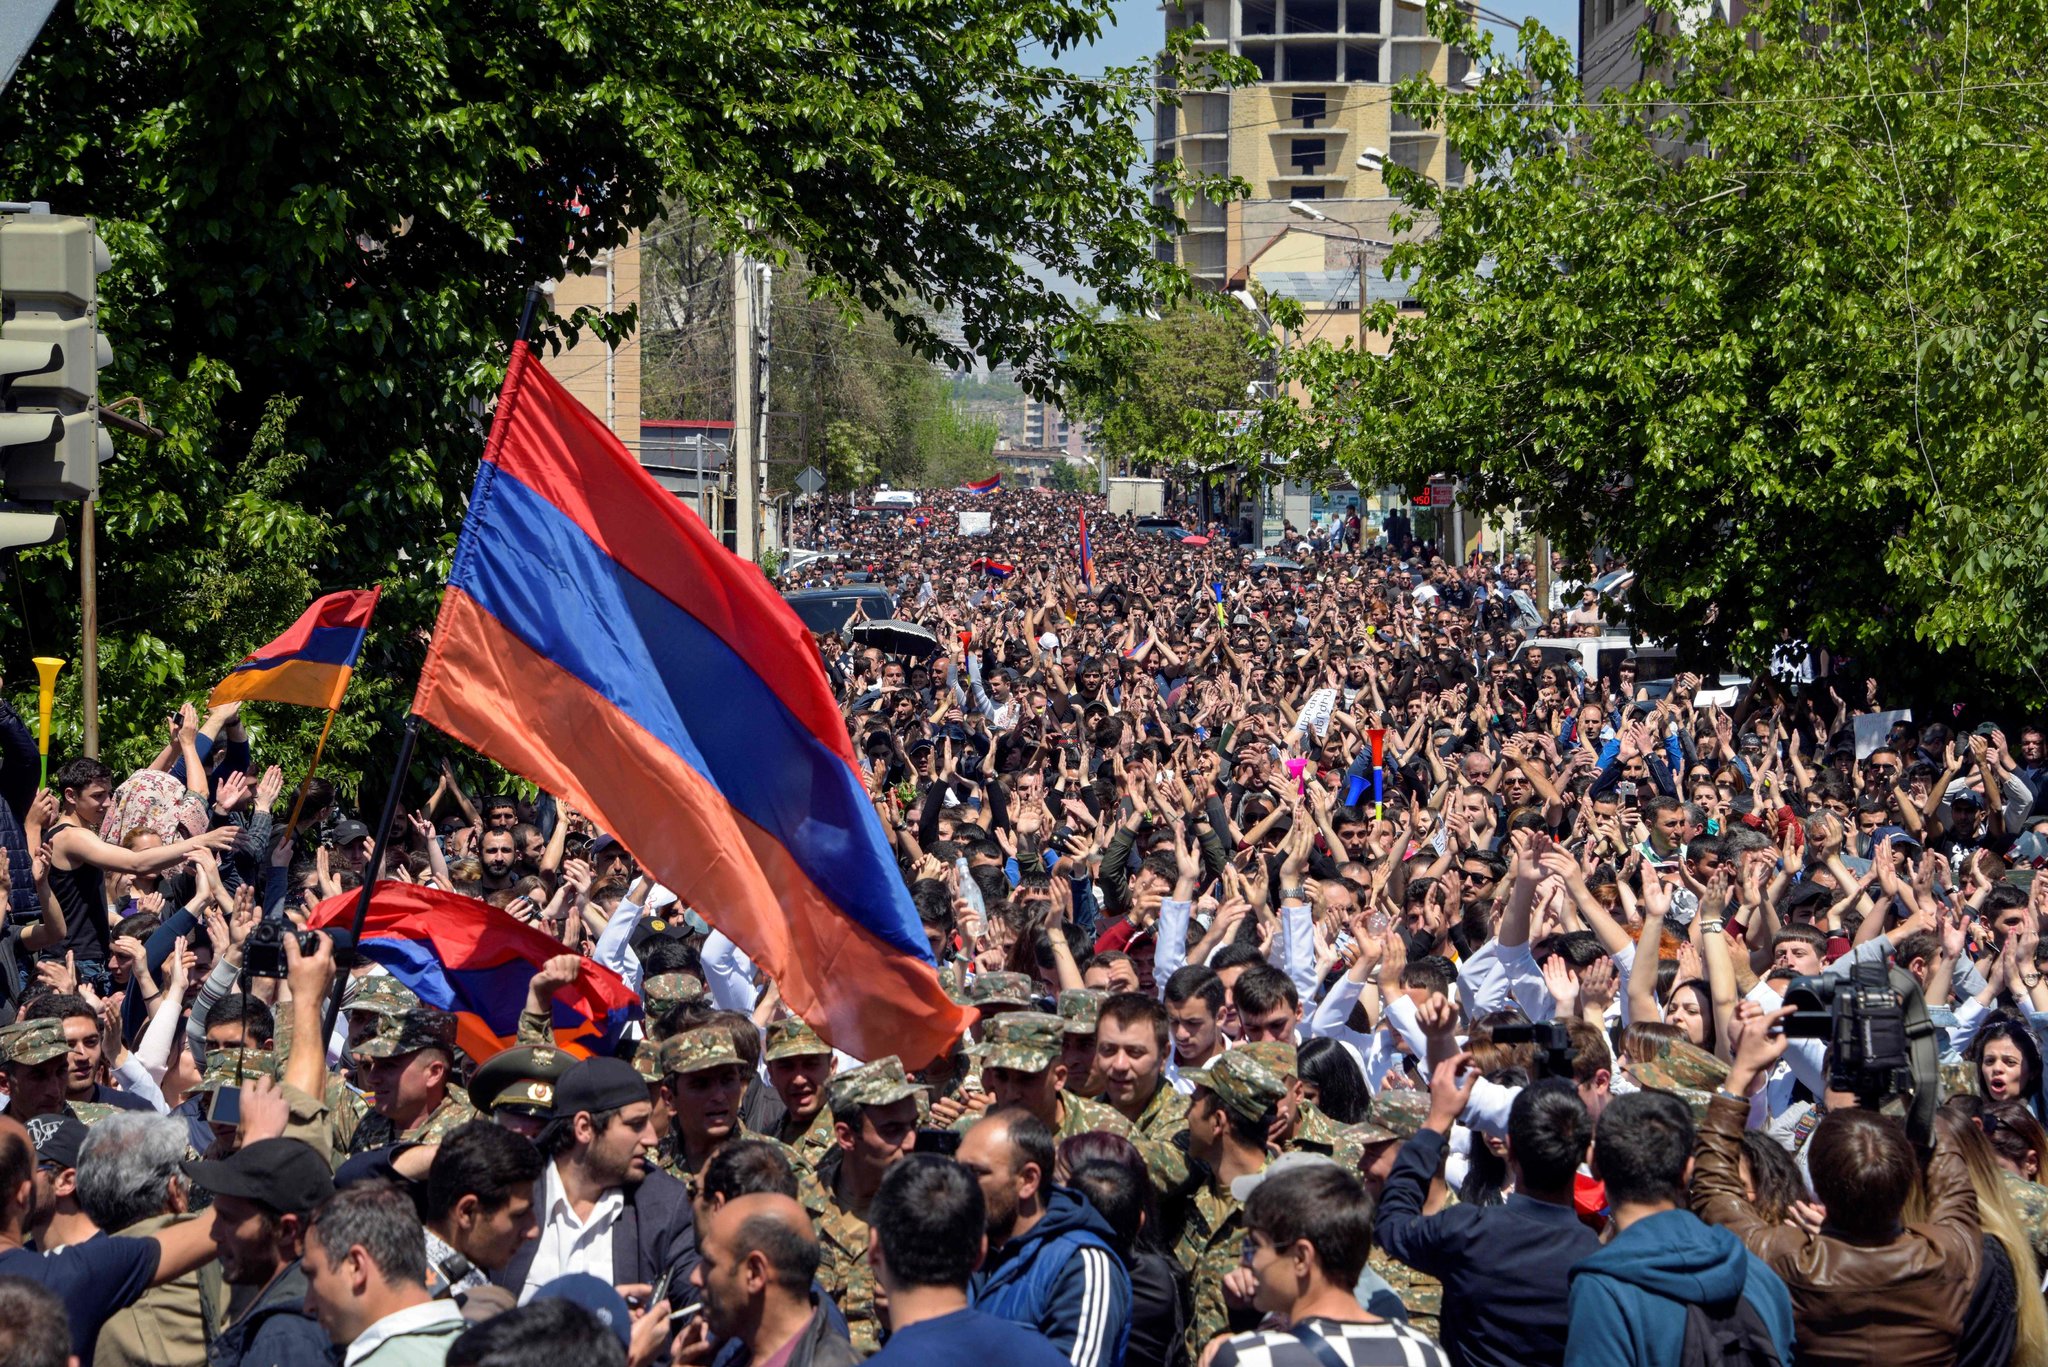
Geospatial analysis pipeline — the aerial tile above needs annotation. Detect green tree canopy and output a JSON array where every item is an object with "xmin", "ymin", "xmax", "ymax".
[
  {"xmin": 1261, "ymin": 0, "xmax": 2048, "ymax": 699},
  {"xmin": 1071, "ymin": 304, "xmax": 1265, "ymax": 473},
  {"xmin": 0, "ymin": 0, "xmax": 1234, "ymax": 786}
]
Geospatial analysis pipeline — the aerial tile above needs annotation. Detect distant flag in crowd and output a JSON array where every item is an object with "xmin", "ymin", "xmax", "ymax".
[
  {"xmin": 410, "ymin": 341, "xmax": 973, "ymax": 1066},
  {"xmin": 308, "ymin": 884, "xmax": 638, "ymax": 1060},
  {"xmin": 1211, "ymin": 582, "xmax": 1227, "ymax": 627},
  {"xmin": 208, "ymin": 588, "xmax": 381, "ymax": 711},
  {"xmin": 1079, "ymin": 510, "xmax": 1098, "ymax": 593},
  {"xmin": 960, "ymin": 475, "xmax": 1000, "ymax": 496},
  {"xmin": 972, "ymin": 558, "xmax": 1016, "ymax": 581}
]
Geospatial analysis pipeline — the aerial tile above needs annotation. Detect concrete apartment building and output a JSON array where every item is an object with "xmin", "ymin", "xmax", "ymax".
[
  {"xmin": 537, "ymin": 233, "xmax": 643, "ymax": 449},
  {"xmin": 1154, "ymin": 0, "xmax": 1462, "ymax": 286},
  {"xmin": 1580, "ymin": 0, "xmax": 1744, "ymax": 103}
]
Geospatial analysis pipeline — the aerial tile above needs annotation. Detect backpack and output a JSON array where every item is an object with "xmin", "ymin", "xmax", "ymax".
[{"xmin": 1679, "ymin": 1293, "xmax": 1785, "ymax": 1367}]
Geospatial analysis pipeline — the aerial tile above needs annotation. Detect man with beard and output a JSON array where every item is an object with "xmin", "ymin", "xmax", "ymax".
[
  {"xmin": 0, "ymin": 1019, "xmax": 97, "ymax": 1124},
  {"xmin": 183, "ymin": 1138, "xmax": 336, "ymax": 1367},
  {"xmin": 477, "ymin": 828, "xmax": 519, "ymax": 894},
  {"xmin": 674, "ymin": 1193, "xmax": 857, "ymax": 1367},
  {"xmin": 495, "ymin": 1056, "xmax": 698, "ymax": 1303},
  {"xmin": 956, "ymin": 1107, "xmax": 1131, "ymax": 1367}
]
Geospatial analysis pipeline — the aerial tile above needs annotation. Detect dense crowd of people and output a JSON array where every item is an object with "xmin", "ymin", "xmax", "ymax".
[{"xmin": 1, "ymin": 484, "xmax": 2045, "ymax": 1367}]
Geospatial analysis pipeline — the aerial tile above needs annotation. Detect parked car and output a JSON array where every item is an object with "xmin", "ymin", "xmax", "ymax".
[{"xmin": 783, "ymin": 584, "xmax": 895, "ymax": 635}]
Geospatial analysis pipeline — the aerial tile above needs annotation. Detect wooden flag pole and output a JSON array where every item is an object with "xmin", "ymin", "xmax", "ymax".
[{"xmin": 283, "ymin": 707, "xmax": 338, "ymax": 838}]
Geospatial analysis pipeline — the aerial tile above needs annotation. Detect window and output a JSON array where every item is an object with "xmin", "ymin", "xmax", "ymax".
[
  {"xmin": 1285, "ymin": 42, "xmax": 1338, "ymax": 82},
  {"xmin": 1290, "ymin": 184, "xmax": 1328, "ymax": 199},
  {"xmin": 1290, "ymin": 137, "xmax": 1329, "ymax": 173},
  {"xmin": 1291, "ymin": 91, "xmax": 1328, "ymax": 127},
  {"xmin": 1345, "ymin": 41, "xmax": 1381, "ymax": 80}
]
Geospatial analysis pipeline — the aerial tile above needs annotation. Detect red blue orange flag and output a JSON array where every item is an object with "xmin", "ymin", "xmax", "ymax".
[
  {"xmin": 960, "ymin": 475, "xmax": 999, "ymax": 495},
  {"xmin": 1078, "ymin": 509, "xmax": 1098, "ymax": 594},
  {"xmin": 412, "ymin": 341, "xmax": 973, "ymax": 1067},
  {"xmin": 308, "ymin": 883, "xmax": 637, "ymax": 1060},
  {"xmin": 209, "ymin": 588, "xmax": 380, "ymax": 710}
]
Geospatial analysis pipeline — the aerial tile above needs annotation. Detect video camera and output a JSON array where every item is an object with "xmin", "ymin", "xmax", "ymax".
[
  {"xmin": 1779, "ymin": 960, "xmax": 1940, "ymax": 1146},
  {"xmin": 242, "ymin": 918, "xmax": 355, "ymax": 979},
  {"xmin": 1489, "ymin": 1020, "xmax": 1578, "ymax": 1081}
]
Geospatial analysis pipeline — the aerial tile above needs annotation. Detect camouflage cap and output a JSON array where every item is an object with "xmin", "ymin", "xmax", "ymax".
[
  {"xmin": 351, "ymin": 1007, "xmax": 458, "ymax": 1060},
  {"xmin": 343, "ymin": 974, "xmax": 421, "ymax": 1021},
  {"xmin": 1237, "ymin": 1040, "xmax": 1299, "ymax": 1080},
  {"xmin": 973, "ymin": 1012, "xmax": 1064, "ymax": 1073},
  {"xmin": 1626, "ymin": 1034, "xmax": 1729, "ymax": 1095},
  {"xmin": 658, "ymin": 1026, "xmax": 742, "ymax": 1078},
  {"xmin": 471, "ymin": 1045, "xmax": 574, "ymax": 1114},
  {"xmin": 627, "ymin": 1040, "xmax": 664, "ymax": 1086},
  {"xmin": 0, "ymin": 1018, "xmax": 67, "ymax": 1067},
  {"xmin": 68, "ymin": 1101, "xmax": 119, "ymax": 1128},
  {"xmin": 764, "ymin": 1018, "xmax": 832, "ymax": 1062},
  {"xmin": 1186, "ymin": 1048, "xmax": 1290, "ymax": 1124},
  {"xmin": 193, "ymin": 1049, "xmax": 280, "ymax": 1093},
  {"xmin": 1365, "ymin": 1087, "xmax": 1430, "ymax": 1142},
  {"xmin": 1056, "ymin": 989, "xmax": 1105, "ymax": 1036},
  {"xmin": 1939, "ymin": 1059, "xmax": 1979, "ymax": 1103},
  {"xmin": 965, "ymin": 972, "xmax": 1037, "ymax": 1010},
  {"xmin": 827, "ymin": 1056, "xmax": 925, "ymax": 1117},
  {"xmin": 641, "ymin": 973, "xmax": 707, "ymax": 1022}
]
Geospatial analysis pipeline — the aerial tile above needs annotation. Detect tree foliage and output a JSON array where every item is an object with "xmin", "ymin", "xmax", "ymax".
[
  {"xmin": 1258, "ymin": 0, "xmax": 2048, "ymax": 698},
  {"xmin": 1071, "ymin": 304, "xmax": 1265, "ymax": 473},
  {"xmin": 0, "ymin": 0, "xmax": 1235, "ymax": 788}
]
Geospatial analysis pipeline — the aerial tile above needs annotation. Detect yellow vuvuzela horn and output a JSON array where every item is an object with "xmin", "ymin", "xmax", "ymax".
[{"xmin": 32, "ymin": 657, "xmax": 63, "ymax": 787}]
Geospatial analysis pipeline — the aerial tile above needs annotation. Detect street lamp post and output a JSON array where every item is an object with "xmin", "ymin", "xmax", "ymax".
[{"xmin": 1286, "ymin": 199, "xmax": 1399, "ymax": 348}]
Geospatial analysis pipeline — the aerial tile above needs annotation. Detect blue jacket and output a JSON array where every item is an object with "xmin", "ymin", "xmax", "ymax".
[
  {"xmin": 1375, "ymin": 1128, "xmax": 1600, "ymax": 1367},
  {"xmin": 971, "ymin": 1185, "xmax": 1131, "ymax": 1367},
  {"xmin": 1564, "ymin": 1209, "xmax": 1795, "ymax": 1367}
]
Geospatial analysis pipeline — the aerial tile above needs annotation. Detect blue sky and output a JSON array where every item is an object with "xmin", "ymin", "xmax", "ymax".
[{"xmin": 1072, "ymin": 0, "xmax": 1580, "ymax": 74}]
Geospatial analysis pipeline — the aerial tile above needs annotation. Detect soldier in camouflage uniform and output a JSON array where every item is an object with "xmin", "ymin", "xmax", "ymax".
[
  {"xmin": 763, "ymin": 1018, "xmax": 838, "ymax": 1169},
  {"xmin": 1174, "ymin": 1048, "xmax": 1291, "ymax": 1361},
  {"xmin": 812, "ymin": 1056, "xmax": 926, "ymax": 1357},
  {"xmin": 346, "ymin": 1007, "xmax": 476, "ymax": 1154},
  {"xmin": 1626, "ymin": 1034, "xmax": 1730, "ymax": 1129},
  {"xmin": 0, "ymin": 1019, "xmax": 113, "ymax": 1125},
  {"xmin": 1354, "ymin": 1094, "xmax": 1444, "ymax": 1338},
  {"xmin": 656, "ymin": 1026, "xmax": 754, "ymax": 1196},
  {"xmin": 641, "ymin": 972, "xmax": 707, "ymax": 1030},
  {"xmin": 1057, "ymin": 988, "xmax": 1107, "ymax": 1098},
  {"xmin": 2001, "ymin": 1169, "xmax": 2048, "ymax": 1273},
  {"xmin": 964, "ymin": 1011, "xmax": 1133, "ymax": 1141}
]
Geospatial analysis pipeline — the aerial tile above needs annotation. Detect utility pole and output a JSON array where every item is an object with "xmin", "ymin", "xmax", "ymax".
[
  {"xmin": 755, "ymin": 263, "xmax": 772, "ymax": 555},
  {"xmin": 730, "ymin": 251, "xmax": 759, "ymax": 560},
  {"xmin": 80, "ymin": 490, "xmax": 96, "ymax": 754}
]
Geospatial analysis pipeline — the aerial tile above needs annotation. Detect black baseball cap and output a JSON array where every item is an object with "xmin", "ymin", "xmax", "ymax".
[
  {"xmin": 331, "ymin": 819, "xmax": 372, "ymax": 846},
  {"xmin": 550, "ymin": 1056, "xmax": 648, "ymax": 1119},
  {"xmin": 25, "ymin": 1115, "xmax": 87, "ymax": 1171},
  {"xmin": 185, "ymin": 1138, "xmax": 336, "ymax": 1216}
]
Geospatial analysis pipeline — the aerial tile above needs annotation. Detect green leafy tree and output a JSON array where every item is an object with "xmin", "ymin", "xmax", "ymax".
[
  {"xmin": 1047, "ymin": 459, "xmax": 1094, "ymax": 493},
  {"xmin": 0, "ymin": 0, "xmax": 1239, "ymax": 787},
  {"xmin": 1259, "ymin": 0, "xmax": 2048, "ymax": 698},
  {"xmin": 1072, "ymin": 304, "xmax": 1265, "ymax": 474}
]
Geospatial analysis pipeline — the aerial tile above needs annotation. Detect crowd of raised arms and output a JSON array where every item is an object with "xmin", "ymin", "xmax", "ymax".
[{"xmin": 2, "ymin": 485, "xmax": 2046, "ymax": 1367}]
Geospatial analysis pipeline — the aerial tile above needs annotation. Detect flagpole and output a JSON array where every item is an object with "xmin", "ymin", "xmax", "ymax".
[
  {"xmin": 283, "ymin": 708, "xmax": 338, "ymax": 838},
  {"xmin": 319, "ymin": 286, "xmax": 545, "ymax": 1039},
  {"xmin": 321, "ymin": 714, "xmax": 419, "ymax": 1041}
]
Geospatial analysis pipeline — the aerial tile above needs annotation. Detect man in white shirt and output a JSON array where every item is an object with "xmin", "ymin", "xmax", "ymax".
[
  {"xmin": 493, "ymin": 1056, "xmax": 698, "ymax": 1308},
  {"xmin": 301, "ymin": 1183, "xmax": 465, "ymax": 1367}
]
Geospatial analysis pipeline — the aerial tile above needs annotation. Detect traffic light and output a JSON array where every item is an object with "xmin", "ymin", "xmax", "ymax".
[{"xmin": 0, "ymin": 208, "xmax": 111, "ymax": 508}]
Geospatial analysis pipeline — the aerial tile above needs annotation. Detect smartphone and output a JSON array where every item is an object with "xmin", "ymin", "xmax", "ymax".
[
  {"xmin": 647, "ymin": 1266, "xmax": 674, "ymax": 1309},
  {"xmin": 209, "ymin": 1086, "xmax": 243, "ymax": 1128},
  {"xmin": 913, "ymin": 1128, "xmax": 963, "ymax": 1156}
]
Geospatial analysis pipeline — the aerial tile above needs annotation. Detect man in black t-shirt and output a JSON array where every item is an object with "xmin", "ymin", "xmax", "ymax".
[{"xmin": 0, "ymin": 1115, "xmax": 221, "ymax": 1367}]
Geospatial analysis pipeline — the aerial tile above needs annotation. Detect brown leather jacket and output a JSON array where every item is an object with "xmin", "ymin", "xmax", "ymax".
[{"xmin": 1692, "ymin": 1093, "xmax": 1980, "ymax": 1367}]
